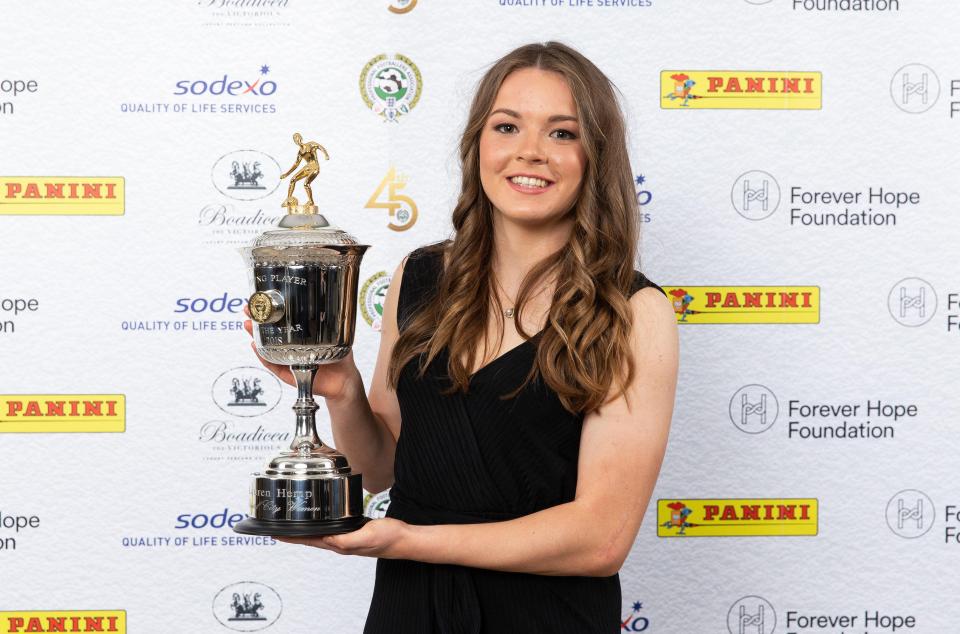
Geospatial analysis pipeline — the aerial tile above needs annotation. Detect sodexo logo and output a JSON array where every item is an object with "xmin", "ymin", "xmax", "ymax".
[
  {"xmin": 175, "ymin": 293, "xmax": 247, "ymax": 315},
  {"xmin": 176, "ymin": 508, "xmax": 246, "ymax": 531},
  {"xmin": 890, "ymin": 64, "xmax": 940, "ymax": 114},
  {"xmin": 728, "ymin": 384, "xmax": 779, "ymax": 434},
  {"xmin": 212, "ymin": 582, "xmax": 282, "ymax": 632},
  {"xmin": 120, "ymin": 65, "xmax": 278, "ymax": 116},
  {"xmin": 887, "ymin": 277, "xmax": 936, "ymax": 327},
  {"xmin": 120, "ymin": 292, "xmax": 246, "ymax": 334},
  {"xmin": 885, "ymin": 489, "xmax": 935, "ymax": 539},
  {"xmin": 732, "ymin": 170, "xmax": 780, "ymax": 221},
  {"xmin": 727, "ymin": 596, "xmax": 776, "ymax": 634},
  {"xmin": 212, "ymin": 367, "xmax": 282, "ymax": 417},
  {"xmin": 620, "ymin": 601, "xmax": 650, "ymax": 631},
  {"xmin": 634, "ymin": 174, "xmax": 652, "ymax": 223},
  {"xmin": 211, "ymin": 150, "xmax": 282, "ymax": 202},
  {"xmin": 175, "ymin": 65, "xmax": 277, "ymax": 97}
]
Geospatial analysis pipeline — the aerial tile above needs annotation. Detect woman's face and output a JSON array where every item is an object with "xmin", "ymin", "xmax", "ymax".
[{"xmin": 479, "ymin": 68, "xmax": 587, "ymax": 227}]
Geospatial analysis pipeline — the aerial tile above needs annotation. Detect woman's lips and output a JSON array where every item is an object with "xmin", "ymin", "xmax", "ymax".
[{"xmin": 506, "ymin": 177, "xmax": 553, "ymax": 194}]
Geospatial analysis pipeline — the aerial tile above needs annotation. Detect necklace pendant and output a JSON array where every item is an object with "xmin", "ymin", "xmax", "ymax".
[{"xmin": 504, "ymin": 307, "xmax": 514, "ymax": 319}]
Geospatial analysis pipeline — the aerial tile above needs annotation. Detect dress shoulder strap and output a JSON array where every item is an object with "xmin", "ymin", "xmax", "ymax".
[
  {"xmin": 631, "ymin": 270, "xmax": 667, "ymax": 298},
  {"xmin": 396, "ymin": 244, "xmax": 445, "ymax": 333}
]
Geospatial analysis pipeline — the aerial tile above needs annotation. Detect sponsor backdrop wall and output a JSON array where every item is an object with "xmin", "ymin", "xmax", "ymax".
[{"xmin": 1, "ymin": 1, "xmax": 957, "ymax": 632}]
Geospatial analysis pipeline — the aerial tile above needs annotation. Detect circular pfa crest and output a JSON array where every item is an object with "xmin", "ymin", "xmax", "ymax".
[
  {"xmin": 885, "ymin": 489, "xmax": 935, "ymax": 538},
  {"xmin": 212, "ymin": 150, "xmax": 282, "ymax": 201},
  {"xmin": 887, "ymin": 277, "xmax": 937, "ymax": 327},
  {"xmin": 728, "ymin": 384, "xmax": 779, "ymax": 434},
  {"xmin": 364, "ymin": 489, "xmax": 392, "ymax": 519},
  {"xmin": 212, "ymin": 581, "xmax": 282, "ymax": 631},
  {"xmin": 361, "ymin": 54, "xmax": 422, "ymax": 122},
  {"xmin": 360, "ymin": 271, "xmax": 391, "ymax": 331},
  {"xmin": 727, "ymin": 596, "xmax": 776, "ymax": 634},
  {"xmin": 212, "ymin": 366, "xmax": 283, "ymax": 417},
  {"xmin": 731, "ymin": 170, "xmax": 780, "ymax": 221}
]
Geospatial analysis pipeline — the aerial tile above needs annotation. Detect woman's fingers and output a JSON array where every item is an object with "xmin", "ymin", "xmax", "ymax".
[{"xmin": 249, "ymin": 342, "xmax": 294, "ymax": 385}]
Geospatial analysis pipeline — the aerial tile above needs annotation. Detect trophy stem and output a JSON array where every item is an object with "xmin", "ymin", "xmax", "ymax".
[{"xmin": 290, "ymin": 364, "xmax": 322, "ymax": 453}]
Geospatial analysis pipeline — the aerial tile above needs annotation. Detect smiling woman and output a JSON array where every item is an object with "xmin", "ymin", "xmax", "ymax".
[{"xmin": 250, "ymin": 41, "xmax": 678, "ymax": 634}]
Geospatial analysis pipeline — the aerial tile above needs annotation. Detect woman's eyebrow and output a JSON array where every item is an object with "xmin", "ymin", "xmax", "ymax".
[{"xmin": 489, "ymin": 108, "xmax": 578, "ymax": 123}]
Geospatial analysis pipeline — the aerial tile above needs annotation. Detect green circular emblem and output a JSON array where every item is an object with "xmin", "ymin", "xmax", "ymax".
[
  {"xmin": 363, "ymin": 489, "xmax": 392, "ymax": 519},
  {"xmin": 360, "ymin": 271, "xmax": 391, "ymax": 331},
  {"xmin": 360, "ymin": 54, "xmax": 422, "ymax": 122}
]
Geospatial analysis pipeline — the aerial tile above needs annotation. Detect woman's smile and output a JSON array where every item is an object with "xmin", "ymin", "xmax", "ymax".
[{"xmin": 506, "ymin": 173, "xmax": 555, "ymax": 194}]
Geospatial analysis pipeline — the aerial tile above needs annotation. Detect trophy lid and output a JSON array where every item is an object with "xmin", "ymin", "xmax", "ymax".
[
  {"xmin": 244, "ymin": 133, "xmax": 368, "ymax": 262},
  {"xmin": 251, "ymin": 212, "xmax": 363, "ymax": 248}
]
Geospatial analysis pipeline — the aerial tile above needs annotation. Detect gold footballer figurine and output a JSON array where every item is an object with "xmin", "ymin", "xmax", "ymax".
[{"xmin": 280, "ymin": 132, "xmax": 329, "ymax": 211}]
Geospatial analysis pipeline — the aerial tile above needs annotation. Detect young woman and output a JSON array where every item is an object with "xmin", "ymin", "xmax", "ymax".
[{"xmin": 247, "ymin": 41, "xmax": 678, "ymax": 634}]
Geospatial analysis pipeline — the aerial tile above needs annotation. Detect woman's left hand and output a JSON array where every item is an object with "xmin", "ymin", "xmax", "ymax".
[{"xmin": 275, "ymin": 518, "xmax": 413, "ymax": 559}]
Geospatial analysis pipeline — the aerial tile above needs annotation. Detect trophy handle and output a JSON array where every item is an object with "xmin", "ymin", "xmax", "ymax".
[{"xmin": 289, "ymin": 365, "xmax": 322, "ymax": 453}]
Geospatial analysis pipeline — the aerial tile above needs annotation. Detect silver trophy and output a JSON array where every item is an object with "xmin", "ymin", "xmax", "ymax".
[{"xmin": 234, "ymin": 133, "xmax": 370, "ymax": 536}]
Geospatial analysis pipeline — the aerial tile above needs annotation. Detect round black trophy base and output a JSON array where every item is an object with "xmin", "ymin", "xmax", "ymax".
[{"xmin": 233, "ymin": 516, "xmax": 369, "ymax": 537}]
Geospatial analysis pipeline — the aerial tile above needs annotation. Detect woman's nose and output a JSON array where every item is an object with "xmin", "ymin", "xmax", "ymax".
[{"xmin": 516, "ymin": 132, "xmax": 545, "ymax": 163}]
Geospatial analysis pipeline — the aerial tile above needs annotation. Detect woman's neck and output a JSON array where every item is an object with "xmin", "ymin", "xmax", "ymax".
[{"xmin": 490, "ymin": 212, "xmax": 573, "ymax": 289}]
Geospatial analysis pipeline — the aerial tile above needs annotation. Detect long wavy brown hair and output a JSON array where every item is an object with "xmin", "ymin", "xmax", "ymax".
[{"xmin": 388, "ymin": 41, "xmax": 641, "ymax": 414}]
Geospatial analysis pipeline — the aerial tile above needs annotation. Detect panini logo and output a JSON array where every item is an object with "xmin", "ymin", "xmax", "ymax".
[
  {"xmin": 657, "ymin": 498, "xmax": 818, "ymax": 537},
  {"xmin": 0, "ymin": 177, "xmax": 125, "ymax": 215},
  {"xmin": 664, "ymin": 285, "xmax": 819, "ymax": 324},
  {"xmin": 0, "ymin": 395, "xmax": 125, "ymax": 433},
  {"xmin": 0, "ymin": 611, "xmax": 126, "ymax": 633},
  {"xmin": 661, "ymin": 71, "xmax": 822, "ymax": 109}
]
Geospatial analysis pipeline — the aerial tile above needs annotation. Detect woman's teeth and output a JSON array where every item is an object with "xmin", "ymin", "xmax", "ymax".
[{"xmin": 510, "ymin": 176, "xmax": 549, "ymax": 188}]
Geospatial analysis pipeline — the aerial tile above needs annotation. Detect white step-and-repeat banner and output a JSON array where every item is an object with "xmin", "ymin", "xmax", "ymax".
[{"xmin": 1, "ymin": 0, "xmax": 958, "ymax": 632}]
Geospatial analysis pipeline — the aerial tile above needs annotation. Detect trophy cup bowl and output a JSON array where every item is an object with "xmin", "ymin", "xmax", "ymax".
[{"xmin": 234, "ymin": 135, "xmax": 371, "ymax": 536}]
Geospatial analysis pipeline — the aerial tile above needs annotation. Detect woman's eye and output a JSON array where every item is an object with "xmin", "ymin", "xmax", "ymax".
[
  {"xmin": 494, "ymin": 123, "xmax": 516, "ymax": 133},
  {"xmin": 551, "ymin": 129, "xmax": 577, "ymax": 140}
]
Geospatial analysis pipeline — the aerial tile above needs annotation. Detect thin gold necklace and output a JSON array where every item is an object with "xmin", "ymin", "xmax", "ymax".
[{"xmin": 491, "ymin": 273, "xmax": 515, "ymax": 319}]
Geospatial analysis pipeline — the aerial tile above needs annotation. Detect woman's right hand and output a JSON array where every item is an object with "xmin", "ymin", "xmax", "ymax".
[{"xmin": 243, "ymin": 307, "xmax": 360, "ymax": 403}]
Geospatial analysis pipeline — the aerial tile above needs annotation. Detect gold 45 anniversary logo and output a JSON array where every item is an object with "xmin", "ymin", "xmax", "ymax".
[{"xmin": 366, "ymin": 167, "xmax": 418, "ymax": 231}]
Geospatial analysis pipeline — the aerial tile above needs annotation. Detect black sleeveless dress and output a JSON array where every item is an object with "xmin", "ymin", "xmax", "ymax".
[{"xmin": 363, "ymin": 245, "xmax": 667, "ymax": 634}]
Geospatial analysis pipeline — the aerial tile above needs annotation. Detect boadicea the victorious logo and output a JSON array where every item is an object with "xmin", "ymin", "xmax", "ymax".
[
  {"xmin": 211, "ymin": 150, "xmax": 282, "ymax": 201},
  {"xmin": 360, "ymin": 54, "xmax": 422, "ymax": 122},
  {"xmin": 661, "ymin": 70, "xmax": 822, "ymax": 109},
  {"xmin": 0, "ymin": 177, "xmax": 124, "ymax": 215},
  {"xmin": 212, "ymin": 582, "xmax": 282, "ymax": 632},
  {"xmin": 0, "ymin": 395, "xmax": 125, "ymax": 433},
  {"xmin": 212, "ymin": 367, "xmax": 282, "ymax": 417},
  {"xmin": 664, "ymin": 286, "xmax": 819, "ymax": 324},
  {"xmin": 388, "ymin": 0, "xmax": 417, "ymax": 12},
  {"xmin": 658, "ymin": 498, "xmax": 818, "ymax": 537},
  {"xmin": 0, "ymin": 611, "xmax": 127, "ymax": 633}
]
